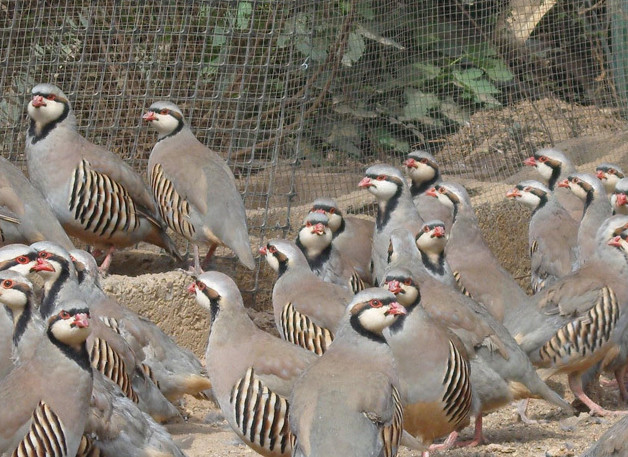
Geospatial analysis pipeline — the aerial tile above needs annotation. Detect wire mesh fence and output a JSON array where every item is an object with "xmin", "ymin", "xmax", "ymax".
[{"xmin": 1, "ymin": 0, "xmax": 627, "ymax": 302}]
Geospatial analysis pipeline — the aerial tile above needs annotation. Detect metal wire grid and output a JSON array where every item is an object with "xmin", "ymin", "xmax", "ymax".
[{"xmin": 0, "ymin": 1, "xmax": 627, "ymax": 301}]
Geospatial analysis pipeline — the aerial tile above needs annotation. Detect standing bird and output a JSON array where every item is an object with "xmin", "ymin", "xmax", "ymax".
[
  {"xmin": 24, "ymin": 84, "xmax": 181, "ymax": 272},
  {"xmin": 296, "ymin": 211, "xmax": 365, "ymax": 293},
  {"xmin": 289, "ymin": 288, "xmax": 407, "ymax": 457},
  {"xmin": 403, "ymin": 150, "xmax": 452, "ymax": 229},
  {"xmin": 595, "ymin": 163, "xmax": 624, "ymax": 197},
  {"xmin": 610, "ymin": 177, "xmax": 628, "ymax": 215},
  {"xmin": 308, "ymin": 197, "xmax": 374, "ymax": 282},
  {"xmin": 558, "ymin": 173, "xmax": 612, "ymax": 265},
  {"xmin": 260, "ymin": 239, "xmax": 352, "ymax": 355},
  {"xmin": 0, "ymin": 305, "xmax": 93, "ymax": 457},
  {"xmin": 506, "ymin": 180, "xmax": 578, "ymax": 292},
  {"xmin": 523, "ymin": 148, "xmax": 583, "ymax": 220},
  {"xmin": 0, "ymin": 155, "xmax": 74, "ymax": 250},
  {"xmin": 189, "ymin": 271, "xmax": 318, "ymax": 457},
  {"xmin": 359, "ymin": 164, "xmax": 423, "ymax": 285},
  {"xmin": 143, "ymin": 101, "xmax": 254, "ymax": 272}
]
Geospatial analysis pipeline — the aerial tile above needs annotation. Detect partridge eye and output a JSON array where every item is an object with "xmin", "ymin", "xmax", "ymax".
[
  {"xmin": 438, "ymin": 187, "xmax": 446, "ymax": 194},
  {"xmin": 268, "ymin": 245, "xmax": 277, "ymax": 254},
  {"xmin": 423, "ymin": 226, "xmax": 430, "ymax": 232},
  {"xmin": 538, "ymin": 156, "xmax": 548, "ymax": 163},
  {"xmin": 370, "ymin": 299, "xmax": 383, "ymax": 308},
  {"xmin": 305, "ymin": 222, "xmax": 312, "ymax": 227},
  {"xmin": 196, "ymin": 281, "xmax": 205, "ymax": 291},
  {"xmin": 45, "ymin": 94, "xmax": 56, "ymax": 100},
  {"xmin": 420, "ymin": 158, "xmax": 428, "ymax": 164},
  {"xmin": 609, "ymin": 169, "xmax": 615, "ymax": 174},
  {"xmin": 524, "ymin": 186, "xmax": 531, "ymax": 192},
  {"xmin": 38, "ymin": 251, "xmax": 51, "ymax": 259},
  {"xmin": 16, "ymin": 256, "xmax": 29, "ymax": 264},
  {"xmin": 60, "ymin": 311, "xmax": 71, "ymax": 319},
  {"xmin": 160, "ymin": 109, "xmax": 169, "ymax": 115},
  {"xmin": 403, "ymin": 278, "xmax": 412, "ymax": 286},
  {"xmin": 328, "ymin": 208, "xmax": 335, "ymax": 214},
  {"xmin": 2, "ymin": 279, "xmax": 13, "ymax": 288},
  {"xmin": 573, "ymin": 178, "xmax": 580, "ymax": 184},
  {"xmin": 376, "ymin": 175, "xmax": 385, "ymax": 181}
]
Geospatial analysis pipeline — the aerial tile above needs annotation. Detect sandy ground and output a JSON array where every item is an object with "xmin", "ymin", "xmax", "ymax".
[{"xmin": 164, "ymin": 378, "xmax": 625, "ymax": 457}]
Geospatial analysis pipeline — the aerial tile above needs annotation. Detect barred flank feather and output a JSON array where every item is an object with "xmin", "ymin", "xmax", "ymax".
[
  {"xmin": 229, "ymin": 367, "xmax": 293, "ymax": 455},
  {"xmin": 12, "ymin": 401, "xmax": 67, "ymax": 457},
  {"xmin": 452, "ymin": 271, "xmax": 472, "ymax": 298},
  {"xmin": 380, "ymin": 385, "xmax": 403, "ymax": 457},
  {"xmin": 150, "ymin": 163, "xmax": 195, "ymax": 239},
  {"xmin": 280, "ymin": 302, "xmax": 334, "ymax": 355},
  {"xmin": 442, "ymin": 341, "xmax": 472, "ymax": 428},
  {"xmin": 90, "ymin": 337, "xmax": 138, "ymax": 403},
  {"xmin": 540, "ymin": 287, "xmax": 619, "ymax": 365},
  {"xmin": 68, "ymin": 159, "xmax": 139, "ymax": 238}
]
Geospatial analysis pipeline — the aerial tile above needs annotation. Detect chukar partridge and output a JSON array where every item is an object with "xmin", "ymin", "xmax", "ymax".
[
  {"xmin": 0, "ymin": 155, "xmax": 74, "ymax": 250},
  {"xmin": 403, "ymin": 150, "xmax": 452, "ymax": 229},
  {"xmin": 519, "ymin": 215, "xmax": 628, "ymax": 416},
  {"xmin": 610, "ymin": 177, "xmax": 628, "ymax": 215},
  {"xmin": 260, "ymin": 239, "xmax": 353, "ymax": 355},
  {"xmin": 413, "ymin": 220, "xmax": 455, "ymax": 287},
  {"xmin": 382, "ymin": 267, "xmax": 474, "ymax": 451},
  {"xmin": 558, "ymin": 173, "xmax": 612, "ymax": 264},
  {"xmin": 308, "ymin": 197, "xmax": 373, "ymax": 283},
  {"xmin": 289, "ymin": 288, "xmax": 407, "ymax": 457},
  {"xmin": 143, "ymin": 101, "xmax": 255, "ymax": 272},
  {"xmin": 25, "ymin": 83, "xmax": 181, "ymax": 272},
  {"xmin": 70, "ymin": 248, "xmax": 210, "ymax": 406},
  {"xmin": 358, "ymin": 164, "xmax": 423, "ymax": 285},
  {"xmin": 385, "ymin": 228, "xmax": 574, "ymax": 437},
  {"xmin": 189, "ymin": 271, "xmax": 317, "ymax": 457},
  {"xmin": 29, "ymin": 241, "xmax": 165, "ymax": 415},
  {"xmin": 426, "ymin": 182, "xmax": 529, "ymax": 328},
  {"xmin": 506, "ymin": 180, "xmax": 578, "ymax": 292},
  {"xmin": 296, "ymin": 211, "xmax": 365, "ymax": 293},
  {"xmin": 524, "ymin": 147, "xmax": 583, "ymax": 220},
  {"xmin": 0, "ymin": 304, "xmax": 93, "ymax": 457},
  {"xmin": 595, "ymin": 162, "xmax": 624, "ymax": 197},
  {"xmin": 0, "ymin": 243, "xmax": 40, "ymax": 276}
]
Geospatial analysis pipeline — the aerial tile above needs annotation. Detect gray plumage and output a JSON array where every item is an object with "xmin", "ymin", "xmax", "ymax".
[
  {"xmin": 506, "ymin": 180, "xmax": 578, "ymax": 292},
  {"xmin": 559, "ymin": 173, "xmax": 612, "ymax": 265},
  {"xmin": 359, "ymin": 164, "xmax": 423, "ymax": 285},
  {"xmin": 524, "ymin": 148, "xmax": 583, "ymax": 220},
  {"xmin": 611, "ymin": 177, "xmax": 628, "ymax": 215},
  {"xmin": 403, "ymin": 150, "xmax": 452, "ymax": 229},
  {"xmin": 190, "ymin": 271, "xmax": 318, "ymax": 457},
  {"xmin": 0, "ymin": 304, "xmax": 93, "ymax": 457},
  {"xmin": 296, "ymin": 212, "xmax": 365, "ymax": 292},
  {"xmin": 308, "ymin": 197, "xmax": 373, "ymax": 283},
  {"xmin": 70, "ymin": 249, "xmax": 210, "ymax": 408},
  {"xmin": 144, "ymin": 101, "xmax": 254, "ymax": 271},
  {"xmin": 289, "ymin": 288, "xmax": 405, "ymax": 457},
  {"xmin": 0, "ymin": 156, "xmax": 73, "ymax": 250},
  {"xmin": 261, "ymin": 239, "xmax": 353, "ymax": 355},
  {"xmin": 595, "ymin": 163, "xmax": 624, "ymax": 196},
  {"xmin": 25, "ymin": 84, "xmax": 181, "ymax": 270},
  {"xmin": 581, "ymin": 414, "xmax": 628, "ymax": 457},
  {"xmin": 519, "ymin": 215, "xmax": 628, "ymax": 416}
]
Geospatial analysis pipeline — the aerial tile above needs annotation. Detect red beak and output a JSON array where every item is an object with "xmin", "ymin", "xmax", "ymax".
[
  {"xmin": 386, "ymin": 301, "xmax": 407, "ymax": 316},
  {"xmin": 358, "ymin": 177, "xmax": 373, "ymax": 188},
  {"xmin": 313, "ymin": 208, "xmax": 327, "ymax": 214},
  {"xmin": 72, "ymin": 313, "xmax": 90, "ymax": 329},
  {"xmin": 523, "ymin": 157, "xmax": 536, "ymax": 167},
  {"xmin": 386, "ymin": 280, "xmax": 402, "ymax": 294},
  {"xmin": 142, "ymin": 111, "xmax": 157, "ymax": 122},
  {"xmin": 616, "ymin": 193, "xmax": 628, "ymax": 206},
  {"xmin": 31, "ymin": 95, "xmax": 46, "ymax": 107},
  {"xmin": 31, "ymin": 258, "xmax": 54, "ymax": 272},
  {"xmin": 506, "ymin": 188, "xmax": 521, "ymax": 199},
  {"xmin": 432, "ymin": 225, "xmax": 445, "ymax": 238},
  {"xmin": 311, "ymin": 223, "xmax": 326, "ymax": 235},
  {"xmin": 404, "ymin": 158, "xmax": 417, "ymax": 168},
  {"xmin": 609, "ymin": 236, "xmax": 623, "ymax": 247},
  {"xmin": 557, "ymin": 179, "xmax": 570, "ymax": 188},
  {"xmin": 426, "ymin": 187, "xmax": 438, "ymax": 198},
  {"xmin": 187, "ymin": 282, "xmax": 197, "ymax": 294},
  {"xmin": 259, "ymin": 246, "xmax": 268, "ymax": 255},
  {"xmin": 596, "ymin": 170, "xmax": 606, "ymax": 180}
]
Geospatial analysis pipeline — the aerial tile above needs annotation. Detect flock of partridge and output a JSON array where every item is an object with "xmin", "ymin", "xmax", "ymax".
[{"xmin": 0, "ymin": 83, "xmax": 626, "ymax": 457}]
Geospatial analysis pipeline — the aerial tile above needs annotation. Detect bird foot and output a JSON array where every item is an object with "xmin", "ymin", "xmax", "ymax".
[
  {"xmin": 588, "ymin": 406, "xmax": 628, "ymax": 417},
  {"xmin": 428, "ymin": 431, "xmax": 457, "ymax": 452},
  {"xmin": 454, "ymin": 437, "xmax": 488, "ymax": 448}
]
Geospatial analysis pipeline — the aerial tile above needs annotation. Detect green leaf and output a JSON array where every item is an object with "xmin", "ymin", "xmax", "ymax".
[
  {"xmin": 401, "ymin": 88, "xmax": 440, "ymax": 121},
  {"xmin": 484, "ymin": 60, "xmax": 514, "ymax": 82},
  {"xmin": 467, "ymin": 78, "xmax": 501, "ymax": 95},
  {"xmin": 236, "ymin": 2, "xmax": 252, "ymax": 31},
  {"xmin": 342, "ymin": 32, "xmax": 366, "ymax": 67},
  {"xmin": 376, "ymin": 129, "xmax": 410, "ymax": 153},
  {"xmin": 412, "ymin": 62, "xmax": 441, "ymax": 80},
  {"xmin": 452, "ymin": 68, "xmax": 484, "ymax": 84}
]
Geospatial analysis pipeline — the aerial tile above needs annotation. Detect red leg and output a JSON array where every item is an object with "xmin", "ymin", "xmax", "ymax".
[
  {"xmin": 455, "ymin": 415, "xmax": 488, "ymax": 447},
  {"xmin": 200, "ymin": 243, "xmax": 218, "ymax": 270},
  {"xmin": 569, "ymin": 373, "xmax": 627, "ymax": 416},
  {"xmin": 429, "ymin": 431, "xmax": 458, "ymax": 452},
  {"xmin": 98, "ymin": 246, "xmax": 116, "ymax": 275}
]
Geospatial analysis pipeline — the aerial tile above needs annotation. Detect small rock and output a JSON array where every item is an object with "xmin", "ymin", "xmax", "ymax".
[
  {"xmin": 559, "ymin": 416, "xmax": 579, "ymax": 432},
  {"xmin": 485, "ymin": 443, "xmax": 516, "ymax": 453},
  {"xmin": 545, "ymin": 444, "xmax": 575, "ymax": 457}
]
